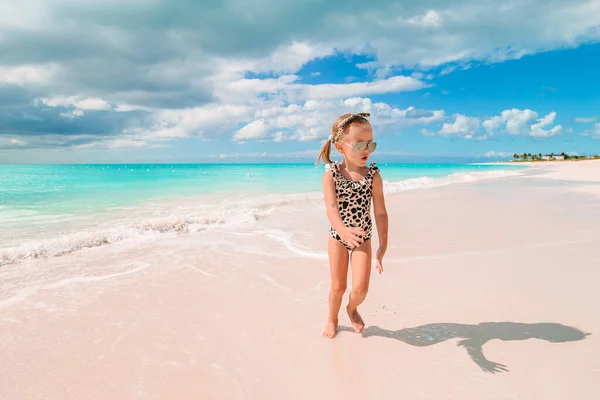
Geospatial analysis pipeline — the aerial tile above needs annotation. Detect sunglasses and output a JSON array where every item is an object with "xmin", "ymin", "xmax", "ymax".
[{"xmin": 339, "ymin": 140, "xmax": 377, "ymax": 153}]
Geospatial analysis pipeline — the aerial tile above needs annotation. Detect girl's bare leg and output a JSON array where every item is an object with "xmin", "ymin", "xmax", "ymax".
[
  {"xmin": 323, "ymin": 237, "xmax": 349, "ymax": 339},
  {"xmin": 346, "ymin": 239, "xmax": 372, "ymax": 333}
]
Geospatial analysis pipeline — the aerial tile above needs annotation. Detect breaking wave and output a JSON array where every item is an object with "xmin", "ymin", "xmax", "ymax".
[{"xmin": 1, "ymin": 168, "xmax": 524, "ymax": 266}]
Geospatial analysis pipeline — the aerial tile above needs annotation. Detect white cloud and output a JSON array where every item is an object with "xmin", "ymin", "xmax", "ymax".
[
  {"xmin": 438, "ymin": 114, "xmax": 480, "ymax": 139},
  {"xmin": 3, "ymin": 0, "xmax": 599, "ymax": 157},
  {"xmin": 403, "ymin": 106, "xmax": 445, "ymax": 123},
  {"xmin": 2, "ymin": 0, "xmax": 600, "ymax": 76},
  {"xmin": 249, "ymin": 41, "xmax": 334, "ymax": 74},
  {"xmin": 233, "ymin": 119, "xmax": 269, "ymax": 141},
  {"xmin": 420, "ymin": 128, "xmax": 436, "ymax": 137},
  {"xmin": 575, "ymin": 116, "xmax": 597, "ymax": 123},
  {"xmin": 483, "ymin": 151, "xmax": 512, "ymax": 158},
  {"xmin": 364, "ymin": 1, "xmax": 600, "ymax": 69},
  {"xmin": 439, "ymin": 65, "xmax": 458, "ymax": 76},
  {"xmin": 356, "ymin": 61, "xmax": 379, "ymax": 71},
  {"xmin": 226, "ymin": 75, "xmax": 300, "ymax": 96},
  {"xmin": 482, "ymin": 116, "xmax": 504, "ymax": 134},
  {"xmin": 0, "ymin": 64, "xmax": 58, "ymax": 85},
  {"xmin": 406, "ymin": 10, "xmax": 444, "ymax": 28},
  {"xmin": 303, "ymin": 76, "xmax": 428, "ymax": 100},
  {"xmin": 593, "ymin": 123, "xmax": 600, "ymax": 139},
  {"xmin": 75, "ymin": 138, "xmax": 151, "ymax": 149},
  {"xmin": 423, "ymin": 108, "xmax": 563, "ymax": 140},
  {"xmin": 137, "ymin": 104, "xmax": 252, "ymax": 139},
  {"xmin": 135, "ymin": 95, "xmax": 445, "ymax": 143},
  {"xmin": 272, "ymin": 132, "xmax": 286, "ymax": 142},
  {"xmin": 223, "ymin": 74, "xmax": 428, "ymax": 103},
  {"xmin": 503, "ymin": 109, "xmax": 538, "ymax": 135},
  {"xmin": 482, "ymin": 109, "xmax": 562, "ymax": 138},
  {"xmin": 38, "ymin": 96, "xmax": 111, "ymax": 111},
  {"xmin": 530, "ymin": 111, "xmax": 562, "ymax": 138},
  {"xmin": 114, "ymin": 104, "xmax": 153, "ymax": 113}
]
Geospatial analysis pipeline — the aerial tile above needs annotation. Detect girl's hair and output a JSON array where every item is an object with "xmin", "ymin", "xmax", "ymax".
[{"xmin": 315, "ymin": 112, "xmax": 370, "ymax": 165}]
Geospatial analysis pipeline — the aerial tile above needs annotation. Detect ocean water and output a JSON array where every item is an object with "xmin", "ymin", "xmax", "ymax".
[{"xmin": 0, "ymin": 162, "xmax": 526, "ymax": 266}]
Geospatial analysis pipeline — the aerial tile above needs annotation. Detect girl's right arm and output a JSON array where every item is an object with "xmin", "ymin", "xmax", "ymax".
[{"xmin": 322, "ymin": 171, "xmax": 364, "ymax": 248}]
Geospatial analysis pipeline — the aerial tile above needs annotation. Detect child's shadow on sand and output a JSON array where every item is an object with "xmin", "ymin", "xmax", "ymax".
[{"xmin": 350, "ymin": 322, "xmax": 591, "ymax": 373}]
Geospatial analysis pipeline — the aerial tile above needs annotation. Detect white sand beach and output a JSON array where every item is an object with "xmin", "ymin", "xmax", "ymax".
[{"xmin": 1, "ymin": 161, "xmax": 599, "ymax": 399}]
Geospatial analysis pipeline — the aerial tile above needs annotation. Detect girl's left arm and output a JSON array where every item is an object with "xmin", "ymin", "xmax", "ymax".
[{"xmin": 372, "ymin": 172, "xmax": 388, "ymax": 272}]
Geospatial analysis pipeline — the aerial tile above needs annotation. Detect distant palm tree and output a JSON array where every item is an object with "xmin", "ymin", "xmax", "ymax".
[
  {"xmin": 513, "ymin": 153, "xmax": 520, "ymax": 160},
  {"xmin": 521, "ymin": 153, "xmax": 528, "ymax": 160}
]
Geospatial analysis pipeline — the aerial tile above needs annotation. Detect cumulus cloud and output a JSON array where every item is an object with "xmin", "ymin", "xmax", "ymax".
[
  {"xmin": 422, "ymin": 108, "xmax": 563, "ymax": 140},
  {"xmin": 302, "ymin": 76, "xmax": 428, "ymax": 100},
  {"xmin": 38, "ymin": 96, "xmax": 111, "ymax": 111},
  {"xmin": 134, "ymin": 104, "xmax": 252, "ymax": 139},
  {"xmin": 483, "ymin": 109, "xmax": 563, "ymax": 138},
  {"xmin": 2, "ymin": 1, "xmax": 599, "ymax": 73},
  {"xmin": 530, "ymin": 111, "xmax": 562, "ymax": 138},
  {"xmin": 228, "ymin": 97, "xmax": 446, "ymax": 142},
  {"xmin": 1, "ymin": 0, "xmax": 599, "ymax": 153},
  {"xmin": 0, "ymin": 64, "xmax": 59, "ymax": 85},
  {"xmin": 233, "ymin": 119, "xmax": 269, "ymax": 141},
  {"xmin": 222, "ymin": 74, "xmax": 428, "ymax": 102},
  {"xmin": 438, "ymin": 114, "xmax": 481, "ymax": 139}
]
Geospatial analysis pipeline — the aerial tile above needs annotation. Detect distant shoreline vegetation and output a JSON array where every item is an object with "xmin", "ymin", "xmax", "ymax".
[{"xmin": 510, "ymin": 152, "xmax": 600, "ymax": 162}]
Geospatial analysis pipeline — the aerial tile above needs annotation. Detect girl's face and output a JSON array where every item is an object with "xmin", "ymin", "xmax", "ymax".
[{"xmin": 336, "ymin": 122, "xmax": 376, "ymax": 167}]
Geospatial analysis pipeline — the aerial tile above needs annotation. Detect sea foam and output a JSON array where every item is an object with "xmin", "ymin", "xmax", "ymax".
[
  {"xmin": 1, "ymin": 168, "xmax": 524, "ymax": 266},
  {"xmin": 384, "ymin": 168, "xmax": 524, "ymax": 193}
]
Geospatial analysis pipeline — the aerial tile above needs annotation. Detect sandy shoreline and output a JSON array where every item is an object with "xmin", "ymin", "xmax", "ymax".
[
  {"xmin": 1, "ymin": 161, "xmax": 599, "ymax": 399},
  {"xmin": 493, "ymin": 159, "xmax": 600, "ymax": 180}
]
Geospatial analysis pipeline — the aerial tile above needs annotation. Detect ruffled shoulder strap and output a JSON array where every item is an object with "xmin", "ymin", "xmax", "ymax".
[
  {"xmin": 325, "ymin": 162, "xmax": 341, "ymax": 180},
  {"xmin": 368, "ymin": 161, "xmax": 379, "ymax": 178}
]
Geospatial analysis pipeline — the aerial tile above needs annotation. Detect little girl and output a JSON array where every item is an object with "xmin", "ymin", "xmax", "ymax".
[{"xmin": 316, "ymin": 112, "xmax": 389, "ymax": 339}]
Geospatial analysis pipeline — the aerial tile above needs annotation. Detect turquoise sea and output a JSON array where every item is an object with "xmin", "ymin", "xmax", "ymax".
[{"xmin": 0, "ymin": 162, "xmax": 525, "ymax": 265}]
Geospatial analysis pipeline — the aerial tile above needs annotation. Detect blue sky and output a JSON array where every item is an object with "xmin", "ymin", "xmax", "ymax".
[{"xmin": 1, "ymin": 0, "xmax": 599, "ymax": 163}]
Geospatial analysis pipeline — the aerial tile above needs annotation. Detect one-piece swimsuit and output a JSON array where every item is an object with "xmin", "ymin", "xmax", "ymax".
[{"xmin": 326, "ymin": 161, "xmax": 379, "ymax": 250}]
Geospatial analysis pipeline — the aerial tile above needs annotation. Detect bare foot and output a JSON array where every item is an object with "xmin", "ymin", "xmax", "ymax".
[
  {"xmin": 323, "ymin": 319, "xmax": 338, "ymax": 339},
  {"xmin": 347, "ymin": 306, "xmax": 365, "ymax": 333}
]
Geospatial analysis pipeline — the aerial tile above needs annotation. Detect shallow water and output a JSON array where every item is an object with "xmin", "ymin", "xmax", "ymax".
[{"xmin": 0, "ymin": 162, "xmax": 525, "ymax": 265}]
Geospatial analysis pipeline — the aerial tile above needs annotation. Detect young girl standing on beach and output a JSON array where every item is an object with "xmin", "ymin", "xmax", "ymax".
[{"xmin": 316, "ymin": 112, "xmax": 389, "ymax": 339}]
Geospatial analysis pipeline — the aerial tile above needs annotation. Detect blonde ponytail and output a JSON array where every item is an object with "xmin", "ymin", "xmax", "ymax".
[{"xmin": 315, "ymin": 139, "xmax": 333, "ymax": 166}]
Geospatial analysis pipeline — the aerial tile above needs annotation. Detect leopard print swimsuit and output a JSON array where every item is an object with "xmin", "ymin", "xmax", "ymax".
[{"xmin": 326, "ymin": 161, "xmax": 379, "ymax": 250}]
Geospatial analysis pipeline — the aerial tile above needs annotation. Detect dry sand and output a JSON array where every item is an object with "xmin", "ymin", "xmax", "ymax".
[{"xmin": 1, "ymin": 161, "xmax": 599, "ymax": 399}]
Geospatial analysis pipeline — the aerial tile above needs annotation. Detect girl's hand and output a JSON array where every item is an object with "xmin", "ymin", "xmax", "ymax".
[
  {"xmin": 375, "ymin": 247, "xmax": 385, "ymax": 274},
  {"xmin": 340, "ymin": 227, "xmax": 365, "ymax": 249}
]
